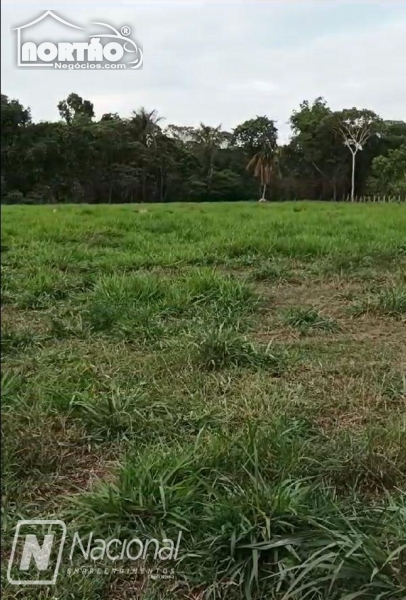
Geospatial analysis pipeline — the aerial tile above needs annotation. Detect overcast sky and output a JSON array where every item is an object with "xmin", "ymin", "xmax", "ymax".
[{"xmin": 2, "ymin": 1, "xmax": 405, "ymax": 142}]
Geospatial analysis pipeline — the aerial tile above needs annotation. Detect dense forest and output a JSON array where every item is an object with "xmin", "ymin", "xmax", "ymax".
[{"xmin": 1, "ymin": 92, "xmax": 405, "ymax": 203}]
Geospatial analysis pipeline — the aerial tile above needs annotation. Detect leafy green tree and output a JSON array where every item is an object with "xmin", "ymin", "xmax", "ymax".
[
  {"xmin": 289, "ymin": 98, "xmax": 349, "ymax": 200},
  {"xmin": 57, "ymin": 93, "xmax": 94, "ymax": 125},
  {"xmin": 1, "ymin": 94, "xmax": 31, "ymax": 137},
  {"xmin": 1, "ymin": 95, "xmax": 32, "ymax": 196},
  {"xmin": 367, "ymin": 145, "xmax": 406, "ymax": 197},
  {"xmin": 190, "ymin": 124, "xmax": 228, "ymax": 198},
  {"xmin": 233, "ymin": 116, "xmax": 277, "ymax": 155}
]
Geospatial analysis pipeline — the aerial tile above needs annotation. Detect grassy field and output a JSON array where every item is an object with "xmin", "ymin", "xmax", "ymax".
[{"xmin": 2, "ymin": 201, "xmax": 406, "ymax": 599}]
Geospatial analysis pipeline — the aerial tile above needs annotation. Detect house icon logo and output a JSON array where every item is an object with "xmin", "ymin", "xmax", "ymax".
[{"xmin": 12, "ymin": 10, "xmax": 143, "ymax": 70}]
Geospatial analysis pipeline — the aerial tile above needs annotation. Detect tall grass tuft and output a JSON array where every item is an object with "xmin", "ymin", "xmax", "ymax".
[{"xmin": 193, "ymin": 325, "xmax": 289, "ymax": 374}]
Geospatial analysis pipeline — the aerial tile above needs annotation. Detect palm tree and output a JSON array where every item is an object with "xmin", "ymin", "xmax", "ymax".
[
  {"xmin": 131, "ymin": 108, "xmax": 162, "ymax": 142},
  {"xmin": 246, "ymin": 146, "xmax": 278, "ymax": 201},
  {"xmin": 131, "ymin": 108, "xmax": 163, "ymax": 202}
]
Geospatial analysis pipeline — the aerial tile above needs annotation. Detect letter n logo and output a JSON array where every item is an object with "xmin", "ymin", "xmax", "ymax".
[{"xmin": 7, "ymin": 520, "xmax": 67, "ymax": 585}]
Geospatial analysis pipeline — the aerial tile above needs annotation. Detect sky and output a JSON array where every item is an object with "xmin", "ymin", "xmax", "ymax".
[{"xmin": 2, "ymin": 1, "xmax": 405, "ymax": 142}]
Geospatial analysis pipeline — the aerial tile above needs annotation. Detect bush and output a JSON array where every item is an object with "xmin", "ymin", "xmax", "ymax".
[{"xmin": 3, "ymin": 190, "xmax": 24, "ymax": 204}]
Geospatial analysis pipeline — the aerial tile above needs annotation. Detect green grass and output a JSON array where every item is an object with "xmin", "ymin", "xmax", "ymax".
[
  {"xmin": 282, "ymin": 307, "xmax": 339, "ymax": 333},
  {"xmin": 1, "ymin": 202, "xmax": 406, "ymax": 599},
  {"xmin": 192, "ymin": 325, "xmax": 289, "ymax": 373},
  {"xmin": 350, "ymin": 285, "xmax": 406, "ymax": 318}
]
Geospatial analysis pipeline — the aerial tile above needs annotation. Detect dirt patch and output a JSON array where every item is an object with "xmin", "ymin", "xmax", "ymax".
[
  {"xmin": 253, "ymin": 279, "xmax": 406, "ymax": 356},
  {"xmin": 266, "ymin": 280, "xmax": 360, "ymax": 314},
  {"xmin": 1, "ymin": 305, "xmax": 52, "ymax": 334},
  {"xmin": 255, "ymin": 316, "xmax": 406, "ymax": 349}
]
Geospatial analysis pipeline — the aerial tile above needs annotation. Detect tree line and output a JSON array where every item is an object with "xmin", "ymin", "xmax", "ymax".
[{"xmin": 1, "ymin": 92, "xmax": 405, "ymax": 204}]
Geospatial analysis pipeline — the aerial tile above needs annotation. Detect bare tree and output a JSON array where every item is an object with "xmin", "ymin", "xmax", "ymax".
[{"xmin": 338, "ymin": 116, "xmax": 374, "ymax": 202}]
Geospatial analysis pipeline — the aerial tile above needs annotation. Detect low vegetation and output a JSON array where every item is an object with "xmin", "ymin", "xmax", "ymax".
[
  {"xmin": 282, "ymin": 307, "xmax": 339, "ymax": 333},
  {"xmin": 2, "ymin": 202, "xmax": 406, "ymax": 599}
]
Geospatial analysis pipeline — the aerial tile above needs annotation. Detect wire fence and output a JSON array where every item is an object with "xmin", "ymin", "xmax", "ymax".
[{"xmin": 341, "ymin": 195, "xmax": 406, "ymax": 203}]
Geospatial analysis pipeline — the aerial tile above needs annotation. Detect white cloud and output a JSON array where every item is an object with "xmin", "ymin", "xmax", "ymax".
[{"xmin": 1, "ymin": 1, "xmax": 405, "ymax": 143}]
